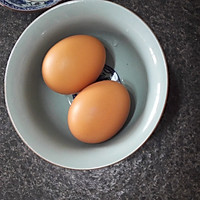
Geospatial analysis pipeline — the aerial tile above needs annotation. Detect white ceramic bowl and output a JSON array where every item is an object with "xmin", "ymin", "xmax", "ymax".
[{"xmin": 5, "ymin": 0, "xmax": 168, "ymax": 170}]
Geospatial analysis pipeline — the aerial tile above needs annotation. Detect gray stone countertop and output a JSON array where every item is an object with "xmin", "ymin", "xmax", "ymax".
[{"xmin": 0, "ymin": 0, "xmax": 199, "ymax": 199}]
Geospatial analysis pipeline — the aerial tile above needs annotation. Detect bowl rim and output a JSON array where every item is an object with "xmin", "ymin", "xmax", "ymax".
[{"xmin": 4, "ymin": 0, "xmax": 168, "ymax": 170}]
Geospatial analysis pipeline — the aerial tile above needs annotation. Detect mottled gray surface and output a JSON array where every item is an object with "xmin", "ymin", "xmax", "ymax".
[{"xmin": 0, "ymin": 0, "xmax": 200, "ymax": 199}]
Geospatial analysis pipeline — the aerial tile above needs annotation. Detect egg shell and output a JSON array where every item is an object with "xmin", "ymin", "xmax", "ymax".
[
  {"xmin": 42, "ymin": 35, "xmax": 106, "ymax": 94},
  {"xmin": 68, "ymin": 80, "xmax": 131, "ymax": 144}
]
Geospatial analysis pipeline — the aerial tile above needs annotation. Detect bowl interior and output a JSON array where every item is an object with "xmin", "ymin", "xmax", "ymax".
[{"xmin": 5, "ymin": 0, "xmax": 167, "ymax": 169}]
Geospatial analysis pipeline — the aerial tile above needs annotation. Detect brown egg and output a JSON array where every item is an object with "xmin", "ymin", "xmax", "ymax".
[
  {"xmin": 68, "ymin": 80, "xmax": 131, "ymax": 144},
  {"xmin": 42, "ymin": 35, "xmax": 106, "ymax": 94}
]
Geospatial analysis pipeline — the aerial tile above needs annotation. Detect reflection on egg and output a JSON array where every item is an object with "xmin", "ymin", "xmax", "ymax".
[
  {"xmin": 68, "ymin": 80, "xmax": 131, "ymax": 144},
  {"xmin": 42, "ymin": 35, "xmax": 106, "ymax": 94}
]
